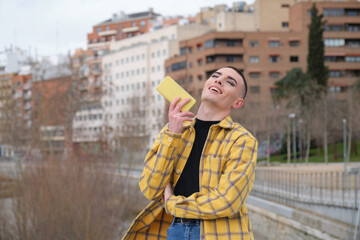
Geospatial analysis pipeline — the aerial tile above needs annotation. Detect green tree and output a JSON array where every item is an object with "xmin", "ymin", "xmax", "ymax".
[
  {"xmin": 307, "ymin": 3, "xmax": 328, "ymax": 91},
  {"xmin": 307, "ymin": 3, "xmax": 329, "ymax": 163},
  {"xmin": 274, "ymin": 4, "xmax": 329, "ymax": 163}
]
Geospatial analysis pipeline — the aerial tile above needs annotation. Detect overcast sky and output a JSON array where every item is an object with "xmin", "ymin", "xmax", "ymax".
[{"xmin": 0, "ymin": 0, "xmax": 254, "ymax": 57}]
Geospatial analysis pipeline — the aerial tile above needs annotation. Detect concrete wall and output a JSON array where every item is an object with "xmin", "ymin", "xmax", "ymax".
[{"xmin": 247, "ymin": 196, "xmax": 351, "ymax": 240}]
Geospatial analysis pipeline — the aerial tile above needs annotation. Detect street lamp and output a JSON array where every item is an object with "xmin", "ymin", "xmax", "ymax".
[
  {"xmin": 343, "ymin": 118, "xmax": 347, "ymax": 174},
  {"xmin": 289, "ymin": 113, "xmax": 296, "ymax": 167},
  {"xmin": 298, "ymin": 119, "xmax": 303, "ymax": 163}
]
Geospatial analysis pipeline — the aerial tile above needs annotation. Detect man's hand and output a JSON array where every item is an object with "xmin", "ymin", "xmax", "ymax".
[
  {"xmin": 168, "ymin": 97, "xmax": 194, "ymax": 134},
  {"xmin": 164, "ymin": 183, "xmax": 174, "ymax": 201}
]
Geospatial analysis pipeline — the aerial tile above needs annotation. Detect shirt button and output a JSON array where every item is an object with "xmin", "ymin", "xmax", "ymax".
[
  {"xmin": 167, "ymin": 137, "xmax": 173, "ymax": 142},
  {"xmin": 176, "ymin": 169, "xmax": 181, "ymax": 174},
  {"xmin": 187, "ymin": 142, "xmax": 192, "ymax": 147}
]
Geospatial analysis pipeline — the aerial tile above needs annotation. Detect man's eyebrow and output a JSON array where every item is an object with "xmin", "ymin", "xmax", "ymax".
[
  {"xmin": 228, "ymin": 76, "xmax": 238, "ymax": 85},
  {"xmin": 213, "ymin": 71, "xmax": 238, "ymax": 85}
]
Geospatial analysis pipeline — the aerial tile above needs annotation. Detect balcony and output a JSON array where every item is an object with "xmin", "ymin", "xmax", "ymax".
[
  {"xmin": 24, "ymin": 103, "xmax": 31, "ymax": 110},
  {"xmin": 23, "ymin": 82, "xmax": 32, "ymax": 90},
  {"xmin": 24, "ymin": 91, "xmax": 32, "ymax": 100},
  {"xmin": 80, "ymin": 84, "xmax": 88, "ymax": 92},
  {"xmin": 123, "ymin": 26, "xmax": 140, "ymax": 33},
  {"xmin": 98, "ymin": 30, "xmax": 117, "ymax": 36}
]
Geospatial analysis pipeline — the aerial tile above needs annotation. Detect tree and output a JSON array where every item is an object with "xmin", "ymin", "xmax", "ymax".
[
  {"xmin": 347, "ymin": 78, "xmax": 360, "ymax": 162},
  {"xmin": 307, "ymin": 3, "xmax": 329, "ymax": 163},
  {"xmin": 307, "ymin": 3, "xmax": 328, "ymax": 92},
  {"xmin": 273, "ymin": 68, "xmax": 316, "ymax": 163}
]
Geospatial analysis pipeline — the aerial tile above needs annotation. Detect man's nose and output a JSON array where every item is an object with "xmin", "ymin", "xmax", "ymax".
[{"xmin": 215, "ymin": 79, "xmax": 222, "ymax": 85}]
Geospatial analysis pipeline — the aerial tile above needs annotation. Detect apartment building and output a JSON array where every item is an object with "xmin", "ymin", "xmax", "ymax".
[
  {"xmin": 165, "ymin": 0, "xmax": 360, "ymax": 139},
  {"xmin": 73, "ymin": 24, "xmax": 212, "ymax": 153},
  {"xmin": 32, "ymin": 76, "xmax": 73, "ymax": 156},
  {"xmin": 87, "ymin": 8, "xmax": 196, "ymax": 50},
  {"xmin": 0, "ymin": 73, "xmax": 16, "ymax": 144}
]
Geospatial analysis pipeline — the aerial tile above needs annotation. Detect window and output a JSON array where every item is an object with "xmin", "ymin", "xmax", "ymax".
[
  {"xmin": 226, "ymin": 40, "xmax": 235, "ymax": 47},
  {"xmin": 249, "ymin": 40, "xmax": 258, "ymax": 47},
  {"xmin": 323, "ymin": 8, "xmax": 344, "ymax": 17},
  {"xmin": 189, "ymin": 62, "xmax": 193, "ymax": 68},
  {"xmin": 345, "ymin": 56, "xmax": 360, "ymax": 62},
  {"xmin": 348, "ymin": 24, "xmax": 360, "ymax": 32},
  {"xmin": 250, "ymin": 86, "xmax": 260, "ymax": 93},
  {"xmin": 197, "ymin": 44, "xmax": 203, "ymax": 51},
  {"xmin": 250, "ymin": 56, "xmax": 259, "ymax": 63},
  {"xmin": 282, "ymin": 22, "xmax": 289, "ymax": 28},
  {"xmin": 290, "ymin": 56, "xmax": 299, "ymax": 62},
  {"xmin": 188, "ymin": 47, "xmax": 193, "ymax": 54},
  {"xmin": 249, "ymin": 72, "xmax": 260, "ymax": 78},
  {"xmin": 105, "ymin": 26, "xmax": 109, "ymax": 31},
  {"xmin": 198, "ymin": 75, "xmax": 203, "ymax": 81},
  {"xmin": 132, "ymin": 22, "xmax": 136, "ymax": 27},
  {"xmin": 324, "ymin": 25, "xmax": 344, "ymax": 31},
  {"xmin": 180, "ymin": 47, "xmax": 187, "ymax": 55},
  {"xmin": 140, "ymin": 21, "xmax": 146, "ymax": 27},
  {"xmin": 289, "ymin": 40, "xmax": 299, "ymax": 47},
  {"xmin": 269, "ymin": 72, "xmax": 280, "ymax": 78},
  {"xmin": 189, "ymin": 75, "xmax": 193, "ymax": 83},
  {"xmin": 347, "ymin": 39, "xmax": 360, "ymax": 47},
  {"xmin": 269, "ymin": 41, "xmax": 279, "ymax": 47},
  {"xmin": 96, "ymin": 27, "xmax": 101, "ymax": 33},
  {"xmin": 346, "ymin": 9, "xmax": 359, "ymax": 17},
  {"xmin": 325, "ymin": 56, "xmax": 344, "ymax": 62},
  {"xmin": 324, "ymin": 39, "xmax": 345, "ymax": 47},
  {"xmin": 226, "ymin": 56, "xmax": 235, "ymax": 62},
  {"xmin": 329, "ymin": 70, "xmax": 344, "ymax": 78},
  {"xmin": 204, "ymin": 40, "xmax": 215, "ymax": 49},
  {"xmin": 269, "ymin": 55, "xmax": 280, "ymax": 63},
  {"xmin": 197, "ymin": 59, "xmax": 203, "ymax": 66},
  {"xmin": 171, "ymin": 61, "xmax": 186, "ymax": 71}
]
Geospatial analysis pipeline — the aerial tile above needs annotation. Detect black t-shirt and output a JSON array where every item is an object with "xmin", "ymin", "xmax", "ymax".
[{"xmin": 174, "ymin": 118, "xmax": 220, "ymax": 197}]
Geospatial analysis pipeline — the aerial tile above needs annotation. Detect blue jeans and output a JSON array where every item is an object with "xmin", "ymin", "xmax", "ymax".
[{"xmin": 166, "ymin": 217, "xmax": 200, "ymax": 240}]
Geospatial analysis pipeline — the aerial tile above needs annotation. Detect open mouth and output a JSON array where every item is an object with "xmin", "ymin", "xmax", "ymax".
[{"xmin": 209, "ymin": 86, "xmax": 222, "ymax": 94}]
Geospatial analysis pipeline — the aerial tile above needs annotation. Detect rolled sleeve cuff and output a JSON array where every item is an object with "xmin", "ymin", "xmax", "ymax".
[
  {"xmin": 161, "ymin": 130, "xmax": 182, "ymax": 147},
  {"xmin": 164, "ymin": 195, "xmax": 179, "ymax": 216}
]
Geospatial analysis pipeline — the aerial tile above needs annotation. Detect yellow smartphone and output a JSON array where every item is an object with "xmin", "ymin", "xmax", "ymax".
[{"xmin": 156, "ymin": 76, "xmax": 196, "ymax": 112}]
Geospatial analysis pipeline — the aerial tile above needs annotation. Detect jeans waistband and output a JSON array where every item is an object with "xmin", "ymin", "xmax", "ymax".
[{"xmin": 174, "ymin": 217, "xmax": 200, "ymax": 224}]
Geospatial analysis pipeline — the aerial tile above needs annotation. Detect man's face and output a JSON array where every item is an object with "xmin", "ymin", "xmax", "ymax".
[{"xmin": 201, "ymin": 68, "xmax": 245, "ymax": 111}]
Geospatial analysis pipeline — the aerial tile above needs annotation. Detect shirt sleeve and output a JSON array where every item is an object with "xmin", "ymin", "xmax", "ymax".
[
  {"xmin": 139, "ymin": 125, "xmax": 183, "ymax": 201},
  {"xmin": 164, "ymin": 136, "xmax": 257, "ymax": 219}
]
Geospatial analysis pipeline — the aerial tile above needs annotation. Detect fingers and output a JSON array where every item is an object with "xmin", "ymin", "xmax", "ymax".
[
  {"xmin": 169, "ymin": 97, "xmax": 181, "ymax": 112},
  {"xmin": 174, "ymin": 98, "xmax": 191, "ymax": 112},
  {"xmin": 168, "ymin": 98, "xmax": 194, "ymax": 134}
]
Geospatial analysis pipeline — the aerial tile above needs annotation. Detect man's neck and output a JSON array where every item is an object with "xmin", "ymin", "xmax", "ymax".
[{"xmin": 196, "ymin": 102, "xmax": 231, "ymax": 121}]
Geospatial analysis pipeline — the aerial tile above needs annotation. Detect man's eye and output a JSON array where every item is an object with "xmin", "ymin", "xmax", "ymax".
[
  {"xmin": 212, "ymin": 74, "xmax": 219, "ymax": 78},
  {"xmin": 228, "ymin": 81, "xmax": 235, "ymax": 86}
]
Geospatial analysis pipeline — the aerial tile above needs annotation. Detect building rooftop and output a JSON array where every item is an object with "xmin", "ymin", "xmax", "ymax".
[{"xmin": 95, "ymin": 8, "xmax": 159, "ymax": 26}]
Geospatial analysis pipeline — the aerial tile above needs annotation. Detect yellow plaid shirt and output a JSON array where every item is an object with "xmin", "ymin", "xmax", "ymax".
[{"xmin": 122, "ymin": 116, "xmax": 257, "ymax": 240}]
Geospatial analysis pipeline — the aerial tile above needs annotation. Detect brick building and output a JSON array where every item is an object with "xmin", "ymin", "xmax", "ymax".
[
  {"xmin": 32, "ymin": 76, "xmax": 72, "ymax": 156},
  {"xmin": 165, "ymin": 0, "xmax": 360, "ymax": 140}
]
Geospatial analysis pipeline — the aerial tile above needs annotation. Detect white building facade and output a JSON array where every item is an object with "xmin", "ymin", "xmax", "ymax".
[{"xmin": 72, "ymin": 24, "xmax": 211, "ymax": 151}]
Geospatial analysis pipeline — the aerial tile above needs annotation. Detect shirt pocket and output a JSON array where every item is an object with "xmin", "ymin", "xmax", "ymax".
[{"xmin": 201, "ymin": 156, "xmax": 228, "ymax": 190}]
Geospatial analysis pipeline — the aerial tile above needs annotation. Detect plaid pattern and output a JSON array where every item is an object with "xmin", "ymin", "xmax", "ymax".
[{"xmin": 122, "ymin": 116, "xmax": 257, "ymax": 240}]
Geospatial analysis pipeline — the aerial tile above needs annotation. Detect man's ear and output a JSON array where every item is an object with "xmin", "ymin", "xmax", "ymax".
[{"xmin": 232, "ymin": 98, "xmax": 244, "ymax": 109}]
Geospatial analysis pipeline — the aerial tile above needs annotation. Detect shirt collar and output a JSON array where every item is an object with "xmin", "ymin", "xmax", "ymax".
[{"xmin": 183, "ymin": 115, "xmax": 234, "ymax": 129}]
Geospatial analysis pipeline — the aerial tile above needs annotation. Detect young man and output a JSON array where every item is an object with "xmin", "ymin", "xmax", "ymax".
[{"xmin": 123, "ymin": 67, "xmax": 258, "ymax": 240}]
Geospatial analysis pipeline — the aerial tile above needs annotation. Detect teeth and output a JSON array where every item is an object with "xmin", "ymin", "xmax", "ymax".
[{"xmin": 210, "ymin": 87, "xmax": 219, "ymax": 93}]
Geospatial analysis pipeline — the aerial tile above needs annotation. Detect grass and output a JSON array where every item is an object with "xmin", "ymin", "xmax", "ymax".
[{"xmin": 260, "ymin": 142, "xmax": 360, "ymax": 164}]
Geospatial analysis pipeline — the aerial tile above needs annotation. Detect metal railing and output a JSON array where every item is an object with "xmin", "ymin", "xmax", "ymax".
[
  {"xmin": 251, "ymin": 167, "xmax": 360, "ymax": 239},
  {"xmin": 253, "ymin": 168, "xmax": 359, "ymax": 208}
]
